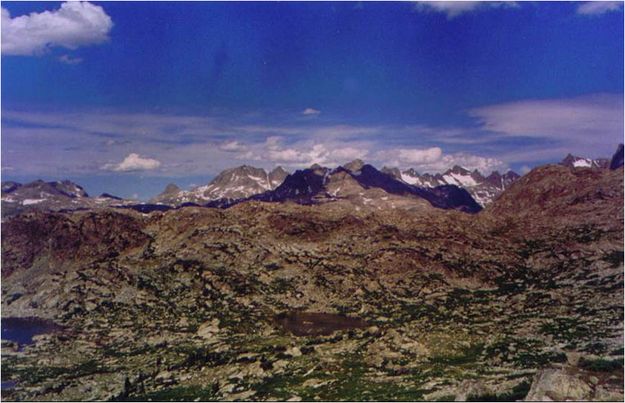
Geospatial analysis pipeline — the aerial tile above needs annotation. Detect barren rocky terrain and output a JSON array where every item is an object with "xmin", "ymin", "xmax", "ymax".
[{"xmin": 1, "ymin": 164, "xmax": 623, "ymax": 401}]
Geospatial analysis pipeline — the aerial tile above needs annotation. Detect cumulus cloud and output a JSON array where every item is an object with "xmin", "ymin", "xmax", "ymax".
[
  {"xmin": 302, "ymin": 108, "xmax": 321, "ymax": 116},
  {"xmin": 102, "ymin": 153, "xmax": 161, "ymax": 172},
  {"xmin": 241, "ymin": 137, "xmax": 369, "ymax": 167},
  {"xmin": 242, "ymin": 137, "xmax": 502, "ymax": 174},
  {"xmin": 577, "ymin": 1, "xmax": 623, "ymax": 15},
  {"xmin": 1, "ymin": 2, "xmax": 113, "ymax": 56},
  {"xmin": 413, "ymin": 1, "xmax": 516, "ymax": 19}
]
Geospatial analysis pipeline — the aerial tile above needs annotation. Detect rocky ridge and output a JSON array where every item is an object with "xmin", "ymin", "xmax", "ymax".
[
  {"xmin": 560, "ymin": 154, "xmax": 610, "ymax": 169},
  {"xmin": 151, "ymin": 166, "xmax": 289, "ymax": 205},
  {"xmin": 382, "ymin": 165, "xmax": 520, "ymax": 206},
  {"xmin": 0, "ymin": 180, "xmax": 134, "ymax": 219}
]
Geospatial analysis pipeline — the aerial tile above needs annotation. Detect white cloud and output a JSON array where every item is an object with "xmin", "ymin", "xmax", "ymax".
[
  {"xmin": 468, "ymin": 94, "xmax": 624, "ymax": 163},
  {"xmin": 436, "ymin": 153, "xmax": 507, "ymax": 173},
  {"xmin": 103, "ymin": 153, "xmax": 161, "ymax": 172},
  {"xmin": 331, "ymin": 147, "xmax": 369, "ymax": 161},
  {"xmin": 6, "ymin": 94, "xmax": 618, "ymax": 179},
  {"xmin": 302, "ymin": 108, "xmax": 321, "ymax": 116},
  {"xmin": 376, "ymin": 147, "xmax": 505, "ymax": 174},
  {"xmin": 242, "ymin": 137, "xmax": 369, "ymax": 167},
  {"xmin": 1, "ymin": 2, "xmax": 113, "ymax": 56},
  {"xmin": 469, "ymin": 94, "xmax": 623, "ymax": 140},
  {"xmin": 244, "ymin": 138, "xmax": 501, "ymax": 174},
  {"xmin": 219, "ymin": 140, "xmax": 246, "ymax": 152},
  {"xmin": 58, "ymin": 54, "xmax": 83, "ymax": 64},
  {"xmin": 397, "ymin": 147, "xmax": 443, "ymax": 164},
  {"xmin": 413, "ymin": 1, "xmax": 516, "ymax": 19},
  {"xmin": 577, "ymin": 1, "xmax": 623, "ymax": 15}
]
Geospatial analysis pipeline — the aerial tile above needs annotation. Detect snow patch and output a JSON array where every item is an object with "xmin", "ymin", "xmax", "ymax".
[
  {"xmin": 445, "ymin": 173, "xmax": 477, "ymax": 187},
  {"xmin": 22, "ymin": 198, "xmax": 45, "ymax": 205},
  {"xmin": 400, "ymin": 172, "xmax": 419, "ymax": 185},
  {"xmin": 573, "ymin": 159, "xmax": 592, "ymax": 168}
]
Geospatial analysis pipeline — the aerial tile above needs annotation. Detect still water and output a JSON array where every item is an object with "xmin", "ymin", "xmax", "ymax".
[
  {"xmin": 1, "ymin": 317, "xmax": 63, "ymax": 346},
  {"xmin": 275, "ymin": 311, "xmax": 368, "ymax": 336}
]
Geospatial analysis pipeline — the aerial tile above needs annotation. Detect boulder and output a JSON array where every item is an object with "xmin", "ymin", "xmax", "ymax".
[{"xmin": 525, "ymin": 367, "xmax": 592, "ymax": 401}]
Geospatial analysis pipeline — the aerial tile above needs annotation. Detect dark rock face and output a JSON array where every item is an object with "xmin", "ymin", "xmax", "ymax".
[
  {"xmin": 419, "ymin": 185, "xmax": 482, "ymax": 213},
  {"xmin": 247, "ymin": 163, "xmax": 482, "ymax": 213},
  {"xmin": 352, "ymin": 165, "xmax": 482, "ymax": 213},
  {"xmin": 380, "ymin": 166, "xmax": 401, "ymax": 178},
  {"xmin": 252, "ymin": 167, "xmax": 329, "ymax": 204},
  {"xmin": 99, "ymin": 193, "xmax": 123, "ymax": 200},
  {"xmin": 610, "ymin": 144, "xmax": 624, "ymax": 170}
]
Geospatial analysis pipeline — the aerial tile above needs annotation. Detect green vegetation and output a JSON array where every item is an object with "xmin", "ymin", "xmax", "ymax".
[
  {"xmin": 466, "ymin": 380, "xmax": 531, "ymax": 402},
  {"xmin": 578, "ymin": 357, "xmax": 624, "ymax": 372},
  {"xmin": 539, "ymin": 317, "xmax": 593, "ymax": 344},
  {"xmin": 603, "ymin": 250, "xmax": 624, "ymax": 268},
  {"xmin": 430, "ymin": 343, "xmax": 484, "ymax": 366},
  {"xmin": 128, "ymin": 384, "xmax": 219, "ymax": 401}
]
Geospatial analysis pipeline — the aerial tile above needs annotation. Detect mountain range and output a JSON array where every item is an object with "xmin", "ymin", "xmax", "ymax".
[
  {"xmin": 381, "ymin": 165, "xmax": 520, "ymax": 206},
  {"xmin": 2, "ymin": 146, "xmax": 623, "ymax": 219}
]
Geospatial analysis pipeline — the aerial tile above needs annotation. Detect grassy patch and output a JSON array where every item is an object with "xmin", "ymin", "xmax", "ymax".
[
  {"xmin": 466, "ymin": 380, "xmax": 531, "ymax": 402},
  {"xmin": 430, "ymin": 343, "xmax": 484, "ymax": 366},
  {"xmin": 4, "ymin": 359, "xmax": 107, "ymax": 385},
  {"xmin": 539, "ymin": 317, "xmax": 592, "ymax": 344},
  {"xmin": 252, "ymin": 354, "xmax": 427, "ymax": 401},
  {"xmin": 128, "ymin": 384, "xmax": 219, "ymax": 401},
  {"xmin": 513, "ymin": 351, "xmax": 567, "ymax": 369},
  {"xmin": 603, "ymin": 251, "xmax": 624, "ymax": 268},
  {"xmin": 578, "ymin": 357, "xmax": 623, "ymax": 372}
]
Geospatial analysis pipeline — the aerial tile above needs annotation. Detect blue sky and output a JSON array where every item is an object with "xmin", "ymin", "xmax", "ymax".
[{"xmin": 2, "ymin": 1, "xmax": 623, "ymax": 199}]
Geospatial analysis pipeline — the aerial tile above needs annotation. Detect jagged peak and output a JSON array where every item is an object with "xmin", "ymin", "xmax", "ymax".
[
  {"xmin": 162, "ymin": 183, "xmax": 181, "ymax": 194},
  {"xmin": 446, "ymin": 165, "xmax": 471, "ymax": 175},
  {"xmin": 270, "ymin": 166, "xmax": 288, "ymax": 175},
  {"xmin": 343, "ymin": 159, "xmax": 365, "ymax": 173}
]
